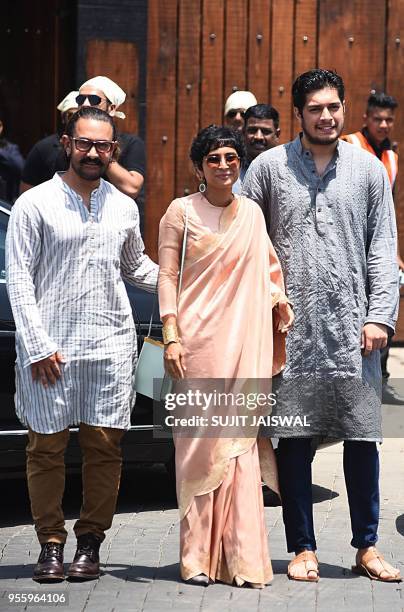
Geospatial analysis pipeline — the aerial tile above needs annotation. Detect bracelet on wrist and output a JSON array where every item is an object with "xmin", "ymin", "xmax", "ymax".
[{"xmin": 163, "ymin": 324, "xmax": 179, "ymax": 345}]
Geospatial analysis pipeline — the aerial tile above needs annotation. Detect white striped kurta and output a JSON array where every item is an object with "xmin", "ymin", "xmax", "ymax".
[{"xmin": 6, "ymin": 173, "xmax": 158, "ymax": 433}]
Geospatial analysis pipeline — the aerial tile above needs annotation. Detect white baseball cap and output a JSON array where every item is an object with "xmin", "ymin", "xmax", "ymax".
[{"xmin": 224, "ymin": 91, "xmax": 257, "ymax": 116}]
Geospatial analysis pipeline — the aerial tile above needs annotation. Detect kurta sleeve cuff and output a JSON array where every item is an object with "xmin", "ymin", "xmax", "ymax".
[
  {"xmin": 159, "ymin": 308, "xmax": 177, "ymax": 319},
  {"xmin": 20, "ymin": 334, "xmax": 59, "ymax": 368},
  {"xmin": 363, "ymin": 317, "xmax": 395, "ymax": 335}
]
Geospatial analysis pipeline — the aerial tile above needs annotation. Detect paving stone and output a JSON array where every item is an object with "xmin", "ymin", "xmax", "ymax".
[{"xmin": 1, "ymin": 433, "xmax": 404, "ymax": 611}]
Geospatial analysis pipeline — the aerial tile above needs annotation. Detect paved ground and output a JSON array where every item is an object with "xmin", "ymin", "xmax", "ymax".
[{"xmin": 0, "ymin": 350, "xmax": 403, "ymax": 612}]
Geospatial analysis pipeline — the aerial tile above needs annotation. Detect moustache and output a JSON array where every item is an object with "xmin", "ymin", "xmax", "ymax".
[{"xmin": 80, "ymin": 158, "xmax": 103, "ymax": 166}]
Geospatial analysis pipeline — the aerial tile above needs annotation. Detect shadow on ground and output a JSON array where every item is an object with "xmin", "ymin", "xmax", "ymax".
[
  {"xmin": 0, "ymin": 559, "xmax": 358, "ymax": 585},
  {"xmin": 0, "ymin": 466, "xmax": 338, "ymax": 527},
  {"xmin": 395, "ymin": 513, "xmax": 404, "ymax": 537},
  {"xmin": 263, "ymin": 483, "xmax": 338, "ymax": 508},
  {"xmin": 0, "ymin": 464, "xmax": 177, "ymax": 528}
]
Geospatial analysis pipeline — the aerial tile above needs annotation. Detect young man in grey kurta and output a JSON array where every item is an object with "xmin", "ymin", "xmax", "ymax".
[
  {"xmin": 6, "ymin": 107, "xmax": 158, "ymax": 582},
  {"xmin": 243, "ymin": 69, "xmax": 400, "ymax": 582}
]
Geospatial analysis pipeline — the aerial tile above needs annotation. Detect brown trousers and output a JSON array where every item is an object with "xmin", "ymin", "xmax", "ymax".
[{"xmin": 26, "ymin": 423, "xmax": 124, "ymax": 544}]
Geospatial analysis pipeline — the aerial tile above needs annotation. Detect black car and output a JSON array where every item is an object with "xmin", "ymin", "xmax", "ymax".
[{"xmin": 0, "ymin": 201, "xmax": 174, "ymax": 478}]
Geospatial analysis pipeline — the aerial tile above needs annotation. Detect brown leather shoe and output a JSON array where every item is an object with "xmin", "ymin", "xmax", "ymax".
[
  {"xmin": 67, "ymin": 533, "xmax": 102, "ymax": 580},
  {"xmin": 33, "ymin": 542, "xmax": 65, "ymax": 582}
]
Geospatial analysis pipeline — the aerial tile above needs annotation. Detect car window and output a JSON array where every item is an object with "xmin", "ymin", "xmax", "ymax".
[{"xmin": 0, "ymin": 210, "xmax": 9, "ymax": 283}]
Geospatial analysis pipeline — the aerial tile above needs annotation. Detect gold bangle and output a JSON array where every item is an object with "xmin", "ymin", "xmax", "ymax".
[{"xmin": 163, "ymin": 325, "xmax": 179, "ymax": 345}]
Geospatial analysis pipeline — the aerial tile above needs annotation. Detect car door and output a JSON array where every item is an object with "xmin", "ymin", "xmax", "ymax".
[{"xmin": 0, "ymin": 203, "xmax": 18, "ymax": 430}]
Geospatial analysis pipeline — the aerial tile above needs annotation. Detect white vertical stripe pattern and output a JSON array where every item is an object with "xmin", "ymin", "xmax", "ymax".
[{"xmin": 6, "ymin": 173, "xmax": 158, "ymax": 433}]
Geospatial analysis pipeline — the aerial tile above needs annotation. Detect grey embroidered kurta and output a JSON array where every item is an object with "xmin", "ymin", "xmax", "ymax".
[
  {"xmin": 243, "ymin": 136, "xmax": 399, "ymax": 440},
  {"xmin": 6, "ymin": 173, "xmax": 158, "ymax": 434}
]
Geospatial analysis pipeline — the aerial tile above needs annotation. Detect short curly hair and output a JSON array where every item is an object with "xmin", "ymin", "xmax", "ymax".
[{"xmin": 190, "ymin": 125, "xmax": 246, "ymax": 169}]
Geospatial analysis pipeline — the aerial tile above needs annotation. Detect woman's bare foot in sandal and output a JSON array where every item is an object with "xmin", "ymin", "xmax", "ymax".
[
  {"xmin": 287, "ymin": 550, "xmax": 319, "ymax": 582},
  {"xmin": 352, "ymin": 547, "xmax": 401, "ymax": 582}
]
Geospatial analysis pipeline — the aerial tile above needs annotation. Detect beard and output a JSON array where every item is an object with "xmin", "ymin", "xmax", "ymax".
[
  {"xmin": 301, "ymin": 118, "xmax": 344, "ymax": 145},
  {"xmin": 71, "ymin": 156, "xmax": 108, "ymax": 181}
]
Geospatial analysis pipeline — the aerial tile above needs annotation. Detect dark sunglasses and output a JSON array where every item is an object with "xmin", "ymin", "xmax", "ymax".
[
  {"xmin": 205, "ymin": 153, "xmax": 240, "ymax": 167},
  {"xmin": 75, "ymin": 94, "xmax": 108, "ymax": 106},
  {"xmin": 71, "ymin": 137, "xmax": 116, "ymax": 154},
  {"xmin": 226, "ymin": 109, "xmax": 245, "ymax": 119}
]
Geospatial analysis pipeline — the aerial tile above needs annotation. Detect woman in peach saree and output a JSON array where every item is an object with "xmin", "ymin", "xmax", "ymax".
[{"xmin": 158, "ymin": 126, "xmax": 293, "ymax": 587}]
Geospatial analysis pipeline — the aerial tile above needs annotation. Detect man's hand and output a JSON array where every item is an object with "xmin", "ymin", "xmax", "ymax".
[
  {"xmin": 31, "ymin": 351, "xmax": 66, "ymax": 388},
  {"xmin": 361, "ymin": 323, "xmax": 388, "ymax": 357}
]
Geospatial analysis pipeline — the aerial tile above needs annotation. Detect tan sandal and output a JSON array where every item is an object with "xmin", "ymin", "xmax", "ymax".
[
  {"xmin": 352, "ymin": 548, "xmax": 401, "ymax": 582},
  {"xmin": 287, "ymin": 550, "xmax": 319, "ymax": 582}
]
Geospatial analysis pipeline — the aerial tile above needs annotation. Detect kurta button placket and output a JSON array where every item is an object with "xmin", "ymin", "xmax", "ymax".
[
  {"xmin": 302, "ymin": 152, "xmax": 326, "ymax": 236},
  {"xmin": 315, "ymin": 185, "xmax": 327, "ymax": 236},
  {"xmin": 88, "ymin": 193, "xmax": 98, "ymax": 262}
]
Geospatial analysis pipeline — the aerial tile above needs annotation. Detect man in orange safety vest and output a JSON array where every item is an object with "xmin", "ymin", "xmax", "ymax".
[{"xmin": 342, "ymin": 93, "xmax": 398, "ymax": 189}]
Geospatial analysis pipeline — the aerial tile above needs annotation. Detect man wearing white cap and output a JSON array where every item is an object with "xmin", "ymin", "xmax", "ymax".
[
  {"xmin": 21, "ymin": 79, "xmax": 146, "ymax": 230},
  {"xmin": 20, "ymin": 91, "xmax": 79, "ymax": 193},
  {"xmin": 77, "ymin": 76, "xmax": 145, "ymax": 207},
  {"xmin": 224, "ymin": 90, "xmax": 258, "ymax": 132},
  {"xmin": 57, "ymin": 91, "xmax": 80, "ymax": 123}
]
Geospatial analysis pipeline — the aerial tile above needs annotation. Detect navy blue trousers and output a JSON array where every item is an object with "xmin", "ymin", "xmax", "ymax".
[{"xmin": 277, "ymin": 438, "xmax": 379, "ymax": 553}]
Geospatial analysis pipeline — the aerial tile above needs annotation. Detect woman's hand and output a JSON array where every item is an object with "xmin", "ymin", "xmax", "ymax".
[
  {"xmin": 164, "ymin": 341, "xmax": 186, "ymax": 379},
  {"xmin": 275, "ymin": 301, "xmax": 294, "ymax": 334}
]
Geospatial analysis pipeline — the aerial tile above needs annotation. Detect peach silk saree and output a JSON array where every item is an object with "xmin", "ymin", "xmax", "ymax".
[{"xmin": 158, "ymin": 193, "xmax": 287, "ymax": 586}]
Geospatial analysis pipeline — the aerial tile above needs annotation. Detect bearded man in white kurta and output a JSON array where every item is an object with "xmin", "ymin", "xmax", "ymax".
[{"xmin": 6, "ymin": 107, "xmax": 158, "ymax": 582}]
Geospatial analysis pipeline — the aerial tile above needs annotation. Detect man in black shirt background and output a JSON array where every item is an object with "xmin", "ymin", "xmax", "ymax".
[
  {"xmin": 21, "ymin": 77, "xmax": 146, "ymax": 232},
  {"xmin": 0, "ymin": 108, "xmax": 24, "ymax": 202},
  {"xmin": 20, "ymin": 91, "xmax": 78, "ymax": 192},
  {"xmin": 76, "ymin": 76, "xmax": 145, "ymax": 203}
]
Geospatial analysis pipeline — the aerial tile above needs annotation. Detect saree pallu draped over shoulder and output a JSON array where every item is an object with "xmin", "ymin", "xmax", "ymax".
[{"xmin": 158, "ymin": 193, "xmax": 286, "ymax": 586}]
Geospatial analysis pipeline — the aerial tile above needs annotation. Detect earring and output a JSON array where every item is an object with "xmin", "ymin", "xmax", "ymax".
[{"xmin": 199, "ymin": 181, "xmax": 206, "ymax": 193}]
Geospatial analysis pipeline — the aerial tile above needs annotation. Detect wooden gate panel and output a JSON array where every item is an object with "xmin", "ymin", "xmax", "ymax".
[
  {"xmin": 143, "ymin": 0, "xmax": 404, "ymax": 293},
  {"xmin": 224, "ymin": 0, "xmax": 248, "ymax": 95},
  {"xmin": 318, "ymin": 0, "xmax": 386, "ymax": 134},
  {"xmin": 200, "ymin": 0, "xmax": 225, "ymax": 127},
  {"xmin": 1, "ymin": 0, "xmax": 62, "ymax": 153},
  {"xmin": 293, "ymin": 0, "xmax": 318, "ymax": 135},
  {"xmin": 86, "ymin": 40, "xmax": 139, "ymax": 135},
  {"xmin": 270, "ymin": 0, "xmax": 295, "ymax": 141},
  {"xmin": 386, "ymin": 0, "xmax": 404, "ymax": 222},
  {"xmin": 247, "ymin": 0, "xmax": 272, "ymax": 103},
  {"xmin": 145, "ymin": 0, "xmax": 178, "ymax": 257},
  {"xmin": 176, "ymin": 0, "xmax": 202, "ymax": 198}
]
